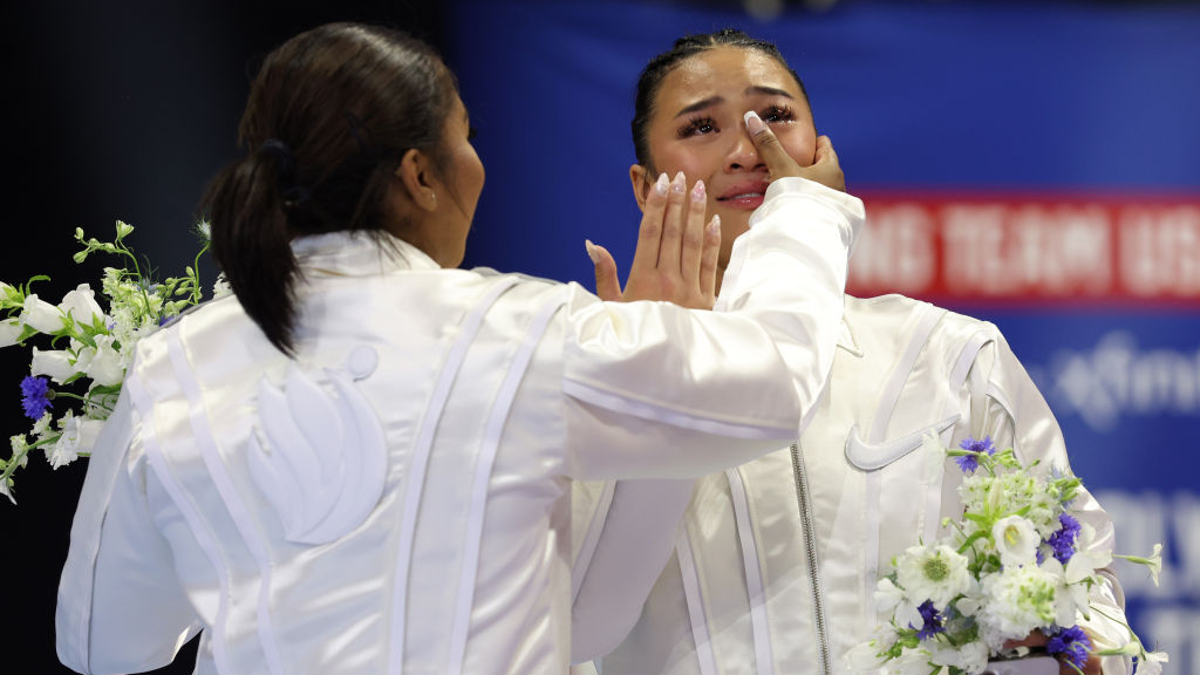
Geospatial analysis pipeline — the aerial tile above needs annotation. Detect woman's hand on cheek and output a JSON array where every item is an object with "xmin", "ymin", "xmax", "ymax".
[
  {"xmin": 587, "ymin": 171, "xmax": 720, "ymax": 309},
  {"xmin": 744, "ymin": 111, "xmax": 845, "ymax": 193}
]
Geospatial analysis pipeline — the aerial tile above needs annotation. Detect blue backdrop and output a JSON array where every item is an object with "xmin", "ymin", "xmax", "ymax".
[{"xmin": 448, "ymin": 0, "xmax": 1200, "ymax": 670}]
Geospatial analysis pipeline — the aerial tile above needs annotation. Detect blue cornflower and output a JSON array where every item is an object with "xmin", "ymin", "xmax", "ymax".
[
  {"xmin": 1047, "ymin": 626, "xmax": 1092, "ymax": 671},
  {"xmin": 1047, "ymin": 513, "xmax": 1082, "ymax": 563},
  {"xmin": 954, "ymin": 436, "xmax": 996, "ymax": 474},
  {"xmin": 911, "ymin": 600, "xmax": 946, "ymax": 640},
  {"xmin": 20, "ymin": 375, "xmax": 53, "ymax": 420}
]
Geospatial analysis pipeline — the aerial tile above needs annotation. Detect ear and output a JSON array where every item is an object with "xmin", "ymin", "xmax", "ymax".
[
  {"xmin": 395, "ymin": 148, "xmax": 439, "ymax": 212},
  {"xmin": 629, "ymin": 163, "xmax": 650, "ymax": 213}
]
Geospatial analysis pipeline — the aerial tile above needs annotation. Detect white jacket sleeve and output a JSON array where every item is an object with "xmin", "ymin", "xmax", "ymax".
[
  {"xmin": 969, "ymin": 331, "xmax": 1133, "ymax": 675},
  {"xmin": 569, "ymin": 478, "xmax": 695, "ymax": 662},
  {"xmin": 567, "ymin": 179, "xmax": 861, "ymax": 661},
  {"xmin": 563, "ymin": 178, "xmax": 862, "ymax": 480},
  {"xmin": 55, "ymin": 388, "xmax": 201, "ymax": 675}
]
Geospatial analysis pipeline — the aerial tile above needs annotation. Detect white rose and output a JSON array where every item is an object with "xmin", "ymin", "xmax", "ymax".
[
  {"xmin": 20, "ymin": 294, "xmax": 65, "ymax": 334},
  {"xmin": 59, "ymin": 283, "xmax": 106, "ymax": 328},
  {"xmin": 31, "ymin": 347, "xmax": 77, "ymax": 384},
  {"xmin": 993, "ymin": 515, "xmax": 1040, "ymax": 567},
  {"xmin": 0, "ymin": 318, "xmax": 22, "ymax": 348},
  {"xmin": 84, "ymin": 335, "xmax": 125, "ymax": 387}
]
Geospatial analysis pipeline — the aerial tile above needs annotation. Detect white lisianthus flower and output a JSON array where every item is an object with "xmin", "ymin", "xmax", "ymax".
[
  {"xmin": 844, "ymin": 624, "xmax": 896, "ymax": 673},
  {"xmin": 0, "ymin": 318, "xmax": 22, "ymax": 348},
  {"xmin": 930, "ymin": 639, "xmax": 989, "ymax": 675},
  {"xmin": 50, "ymin": 412, "xmax": 103, "ymax": 468},
  {"xmin": 0, "ymin": 477, "xmax": 13, "ymax": 504},
  {"xmin": 976, "ymin": 563, "xmax": 1060, "ymax": 650},
  {"xmin": 1115, "ymin": 541, "xmax": 1163, "ymax": 587},
  {"xmin": 845, "ymin": 624, "xmax": 901, "ymax": 673},
  {"xmin": 882, "ymin": 646, "xmax": 932, "ymax": 675},
  {"xmin": 59, "ymin": 283, "xmax": 106, "ymax": 327},
  {"xmin": 1138, "ymin": 650, "xmax": 1169, "ymax": 675},
  {"xmin": 20, "ymin": 293, "xmax": 66, "ymax": 335},
  {"xmin": 895, "ymin": 544, "xmax": 971, "ymax": 607},
  {"xmin": 84, "ymin": 334, "xmax": 125, "ymax": 387},
  {"xmin": 31, "ymin": 347, "xmax": 78, "ymax": 383},
  {"xmin": 993, "ymin": 515, "xmax": 1040, "ymax": 567},
  {"xmin": 1036, "ymin": 557, "xmax": 1087, "ymax": 627},
  {"xmin": 876, "ymin": 577, "xmax": 922, "ymax": 629}
]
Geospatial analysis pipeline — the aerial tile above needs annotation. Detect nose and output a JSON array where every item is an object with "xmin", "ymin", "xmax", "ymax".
[{"xmin": 725, "ymin": 128, "xmax": 765, "ymax": 173}]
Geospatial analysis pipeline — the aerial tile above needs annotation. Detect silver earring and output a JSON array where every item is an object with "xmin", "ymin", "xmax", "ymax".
[{"xmin": 429, "ymin": 191, "xmax": 437, "ymax": 206}]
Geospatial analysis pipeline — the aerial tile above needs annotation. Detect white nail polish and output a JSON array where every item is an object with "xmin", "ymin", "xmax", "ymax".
[
  {"xmin": 707, "ymin": 215, "xmax": 721, "ymax": 236},
  {"xmin": 744, "ymin": 110, "xmax": 766, "ymax": 134},
  {"xmin": 671, "ymin": 171, "xmax": 686, "ymax": 194},
  {"xmin": 655, "ymin": 173, "xmax": 670, "ymax": 195}
]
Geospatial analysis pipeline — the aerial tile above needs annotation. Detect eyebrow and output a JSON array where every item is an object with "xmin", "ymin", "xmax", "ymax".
[{"xmin": 673, "ymin": 86, "xmax": 796, "ymax": 119}]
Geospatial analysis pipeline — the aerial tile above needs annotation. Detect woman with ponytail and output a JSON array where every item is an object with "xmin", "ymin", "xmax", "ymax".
[{"xmin": 54, "ymin": 22, "xmax": 862, "ymax": 675}]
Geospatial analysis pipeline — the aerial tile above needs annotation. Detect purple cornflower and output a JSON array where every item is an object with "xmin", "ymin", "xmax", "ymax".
[
  {"xmin": 1046, "ymin": 513, "xmax": 1082, "ymax": 564},
  {"xmin": 1047, "ymin": 625, "xmax": 1092, "ymax": 671},
  {"xmin": 911, "ymin": 600, "xmax": 946, "ymax": 640},
  {"xmin": 20, "ymin": 375, "xmax": 53, "ymax": 420},
  {"xmin": 955, "ymin": 435, "xmax": 996, "ymax": 474}
]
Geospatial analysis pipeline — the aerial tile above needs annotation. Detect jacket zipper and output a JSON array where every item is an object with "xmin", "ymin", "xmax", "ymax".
[{"xmin": 790, "ymin": 442, "xmax": 831, "ymax": 675}]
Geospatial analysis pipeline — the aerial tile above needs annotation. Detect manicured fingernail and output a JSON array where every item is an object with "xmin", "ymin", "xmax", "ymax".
[
  {"xmin": 691, "ymin": 179, "xmax": 706, "ymax": 202},
  {"xmin": 655, "ymin": 172, "xmax": 670, "ymax": 195},
  {"xmin": 671, "ymin": 171, "xmax": 686, "ymax": 194},
  {"xmin": 585, "ymin": 239, "xmax": 599, "ymax": 263},
  {"xmin": 744, "ymin": 110, "xmax": 766, "ymax": 135},
  {"xmin": 707, "ymin": 214, "xmax": 721, "ymax": 237}
]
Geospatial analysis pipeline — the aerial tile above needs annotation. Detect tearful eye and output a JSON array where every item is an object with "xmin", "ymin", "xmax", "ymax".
[
  {"xmin": 761, "ymin": 105, "xmax": 796, "ymax": 124},
  {"xmin": 679, "ymin": 115, "xmax": 718, "ymax": 139}
]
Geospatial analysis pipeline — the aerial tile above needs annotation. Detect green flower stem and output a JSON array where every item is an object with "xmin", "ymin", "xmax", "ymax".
[{"xmin": 190, "ymin": 242, "xmax": 210, "ymax": 304}]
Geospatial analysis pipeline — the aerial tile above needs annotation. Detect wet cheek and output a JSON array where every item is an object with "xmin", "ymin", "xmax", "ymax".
[{"xmin": 781, "ymin": 134, "xmax": 817, "ymax": 167}]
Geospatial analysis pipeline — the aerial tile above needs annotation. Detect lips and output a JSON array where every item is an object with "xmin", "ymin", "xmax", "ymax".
[{"xmin": 716, "ymin": 180, "xmax": 770, "ymax": 209}]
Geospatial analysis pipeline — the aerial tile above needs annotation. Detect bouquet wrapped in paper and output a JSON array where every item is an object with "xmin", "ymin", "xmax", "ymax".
[
  {"xmin": 846, "ymin": 434, "xmax": 1166, "ymax": 675},
  {"xmin": 1, "ymin": 221, "xmax": 223, "ymax": 502}
]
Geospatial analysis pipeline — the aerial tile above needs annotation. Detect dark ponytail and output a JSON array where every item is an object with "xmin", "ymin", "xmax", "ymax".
[
  {"xmin": 202, "ymin": 23, "xmax": 455, "ymax": 355},
  {"xmin": 204, "ymin": 145, "xmax": 298, "ymax": 354}
]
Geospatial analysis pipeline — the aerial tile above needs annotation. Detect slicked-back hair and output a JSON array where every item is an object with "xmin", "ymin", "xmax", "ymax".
[
  {"xmin": 631, "ymin": 28, "xmax": 810, "ymax": 170},
  {"xmin": 202, "ymin": 22, "xmax": 456, "ymax": 355}
]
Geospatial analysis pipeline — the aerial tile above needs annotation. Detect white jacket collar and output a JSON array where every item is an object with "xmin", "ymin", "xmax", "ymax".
[{"xmin": 291, "ymin": 230, "xmax": 440, "ymax": 276}]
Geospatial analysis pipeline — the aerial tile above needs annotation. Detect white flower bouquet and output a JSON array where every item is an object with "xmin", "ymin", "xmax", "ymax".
[
  {"xmin": 1, "ymin": 221, "xmax": 223, "ymax": 503},
  {"xmin": 846, "ymin": 435, "xmax": 1167, "ymax": 675}
]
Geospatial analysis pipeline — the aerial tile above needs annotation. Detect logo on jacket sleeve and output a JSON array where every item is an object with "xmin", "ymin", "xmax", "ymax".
[
  {"xmin": 249, "ymin": 346, "xmax": 387, "ymax": 545},
  {"xmin": 844, "ymin": 415, "xmax": 960, "ymax": 471}
]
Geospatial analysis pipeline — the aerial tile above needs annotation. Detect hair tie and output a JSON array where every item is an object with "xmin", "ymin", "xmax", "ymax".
[{"xmin": 260, "ymin": 138, "xmax": 310, "ymax": 207}]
